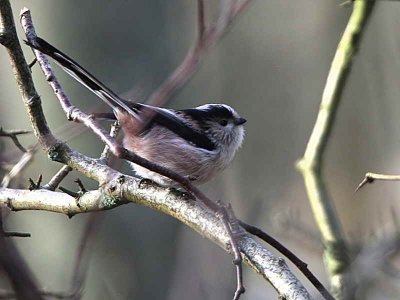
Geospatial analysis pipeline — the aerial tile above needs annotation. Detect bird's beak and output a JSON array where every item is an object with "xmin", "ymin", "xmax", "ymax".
[{"xmin": 234, "ymin": 117, "xmax": 247, "ymax": 125}]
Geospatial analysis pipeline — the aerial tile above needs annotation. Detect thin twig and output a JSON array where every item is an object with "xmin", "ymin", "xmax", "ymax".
[
  {"xmin": 58, "ymin": 186, "xmax": 79, "ymax": 198},
  {"xmin": 240, "ymin": 221, "xmax": 334, "ymax": 300},
  {"xmin": 197, "ymin": 0, "xmax": 206, "ymax": 40},
  {"xmin": 70, "ymin": 214, "xmax": 100, "ymax": 299},
  {"xmin": 42, "ymin": 165, "xmax": 72, "ymax": 191},
  {"xmin": 0, "ymin": 289, "xmax": 78, "ymax": 299},
  {"xmin": 0, "ymin": 128, "xmax": 31, "ymax": 153},
  {"xmin": 99, "ymin": 121, "xmax": 120, "ymax": 165},
  {"xmin": 0, "ymin": 199, "xmax": 31, "ymax": 239},
  {"xmin": 28, "ymin": 174, "xmax": 42, "ymax": 190},
  {"xmin": 356, "ymin": 172, "xmax": 400, "ymax": 192},
  {"xmin": 296, "ymin": 1, "xmax": 375, "ymax": 297},
  {"xmin": 146, "ymin": 0, "xmax": 252, "ymax": 108},
  {"xmin": 1, "ymin": 148, "xmax": 37, "ymax": 188},
  {"xmin": 3, "ymin": 231, "xmax": 30, "ymax": 237},
  {"xmin": 27, "ymin": 57, "xmax": 36, "ymax": 69},
  {"xmin": 74, "ymin": 178, "xmax": 87, "ymax": 194}
]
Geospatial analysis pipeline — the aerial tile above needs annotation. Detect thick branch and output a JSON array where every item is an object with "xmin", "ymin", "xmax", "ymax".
[
  {"xmin": 0, "ymin": 1, "xmax": 57, "ymax": 150},
  {"xmin": 0, "ymin": 170, "xmax": 311, "ymax": 299},
  {"xmin": 296, "ymin": 1, "xmax": 375, "ymax": 298}
]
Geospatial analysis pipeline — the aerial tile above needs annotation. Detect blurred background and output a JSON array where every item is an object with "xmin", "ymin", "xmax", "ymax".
[{"xmin": 1, "ymin": 1, "xmax": 400, "ymax": 299}]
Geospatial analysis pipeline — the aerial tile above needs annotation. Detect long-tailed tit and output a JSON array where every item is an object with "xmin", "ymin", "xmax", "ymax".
[{"xmin": 26, "ymin": 37, "xmax": 246, "ymax": 186}]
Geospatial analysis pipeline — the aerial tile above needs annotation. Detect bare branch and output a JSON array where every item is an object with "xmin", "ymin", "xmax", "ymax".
[
  {"xmin": 0, "ymin": 199, "xmax": 31, "ymax": 239},
  {"xmin": 146, "ymin": 0, "xmax": 252, "ymax": 108},
  {"xmin": 197, "ymin": 0, "xmax": 206, "ymax": 40},
  {"xmin": 0, "ymin": 214, "xmax": 99, "ymax": 300},
  {"xmin": 28, "ymin": 174, "xmax": 42, "ymax": 190},
  {"xmin": 0, "ymin": 6, "xmax": 45, "ymax": 288},
  {"xmin": 99, "ymin": 121, "xmax": 120, "ymax": 165},
  {"xmin": 0, "ymin": 175, "xmax": 312, "ymax": 299},
  {"xmin": 3, "ymin": 232, "xmax": 30, "ymax": 238},
  {"xmin": 67, "ymin": 214, "xmax": 101, "ymax": 300},
  {"xmin": 42, "ymin": 165, "xmax": 72, "ymax": 191},
  {"xmin": 0, "ymin": 3, "xmax": 58, "ymax": 152},
  {"xmin": 240, "ymin": 221, "xmax": 334, "ymax": 300},
  {"xmin": 296, "ymin": 1, "xmax": 375, "ymax": 297},
  {"xmin": 356, "ymin": 172, "xmax": 400, "ymax": 192},
  {"xmin": 1, "ymin": 148, "xmax": 37, "ymax": 188},
  {"xmin": 0, "ymin": 289, "xmax": 78, "ymax": 299},
  {"xmin": 0, "ymin": 128, "xmax": 31, "ymax": 152}
]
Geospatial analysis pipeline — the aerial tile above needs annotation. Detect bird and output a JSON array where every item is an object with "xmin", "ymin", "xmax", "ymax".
[{"xmin": 26, "ymin": 37, "xmax": 246, "ymax": 186}]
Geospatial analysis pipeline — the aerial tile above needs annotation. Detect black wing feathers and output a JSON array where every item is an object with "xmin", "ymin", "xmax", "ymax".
[{"xmin": 25, "ymin": 37, "xmax": 216, "ymax": 151}]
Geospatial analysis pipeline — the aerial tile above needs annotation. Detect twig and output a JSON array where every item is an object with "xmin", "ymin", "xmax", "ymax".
[
  {"xmin": 27, "ymin": 57, "xmax": 36, "ymax": 69},
  {"xmin": 0, "ymin": 128, "xmax": 31, "ymax": 152},
  {"xmin": 240, "ymin": 221, "xmax": 334, "ymax": 300},
  {"xmin": 296, "ymin": 1, "xmax": 375, "ymax": 298},
  {"xmin": 0, "ymin": 200, "xmax": 31, "ymax": 239},
  {"xmin": 42, "ymin": 165, "xmax": 72, "ymax": 191},
  {"xmin": 74, "ymin": 178, "xmax": 87, "ymax": 194},
  {"xmin": 197, "ymin": 0, "xmax": 206, "ymax": 40},
  {"xmin": 356, "ymin": 172, "xmax": 400, "ymax": 192},
  {"xmin": 58, "ymin": 186, "xmax": 79, "ymax": 199},
  {"xmin": 146, "ymin": 0, "xmax": 252, "ymax": 107},
  {"xmin": 0, "ymin": 288, "xmax": 83, "ymax": 299},
  {"xmin": 3, "ymin": 231, "xmax": 30, "ymax": 238},
  {"xmin": 69, "ymin": 214, "xmax": 100, "ymax": 299},
  {"xmin": 1, "ymin": 2, "xmax": 59, "ymax": 154},
  {"xmin": 99, "ymin": 121, "xmax": 120, "ymax": 165},
  {"xmin": 1, "ymin": 148, "xmax": 37, "ymax": 188},
  {"xmin": 28, "ymin": 174, "xmax": 42, "ymax": 190}
]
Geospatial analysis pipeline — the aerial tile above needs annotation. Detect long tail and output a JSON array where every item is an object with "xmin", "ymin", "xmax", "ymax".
[{"xmin": 25, "ymin": 37, "xmax": 139, "ymax": 117}]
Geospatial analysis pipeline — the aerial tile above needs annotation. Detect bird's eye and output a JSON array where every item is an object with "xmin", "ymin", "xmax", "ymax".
[{"xmin": 219, "ymin": 119, "xmax": 228, "ymax": 126}]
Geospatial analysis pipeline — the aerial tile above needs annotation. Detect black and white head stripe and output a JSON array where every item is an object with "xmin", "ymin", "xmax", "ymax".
[{"xmin": 182, "ymin": 104, "xmax": 235, "ymax": 122}]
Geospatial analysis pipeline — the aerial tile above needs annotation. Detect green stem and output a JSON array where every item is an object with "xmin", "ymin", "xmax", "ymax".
[{"xmin": 297, "ymin": 1, "xmax": 375, "ymax": 299}]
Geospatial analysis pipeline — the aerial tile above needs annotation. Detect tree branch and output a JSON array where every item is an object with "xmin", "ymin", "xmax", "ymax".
[
  {"xmin": 0, "ymin": 128, "xmax": 31, "ymax": 153},
  {"xmin": 356, "ymin": 172, "xmax": 400, "ymax": 191},
  {"xmin": 0, "ymin": 168, "xmax": 311, "ymax": 299},
  {"xmin": 42, "ymin": 165, "xmax": 72, "ymax": 191},
  {"xmin": 296, "ymin": 1, "xmax": 375, "ymax": 298},
  {"xmin": 240, "ymin": 221, "xmax": 334, "ymax": 300},
  {"xmin": 146, "ymin": 0, "xmax": 252, "ymax": 107},
  {"xmin": 1, "ymin": 149, "xmax": 36, "ymax": 188}
]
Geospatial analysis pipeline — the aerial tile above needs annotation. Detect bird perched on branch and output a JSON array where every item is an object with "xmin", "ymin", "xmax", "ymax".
[{"xmin": 26, "ymin": 37, "xmax": 246, "ymax": 186}]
